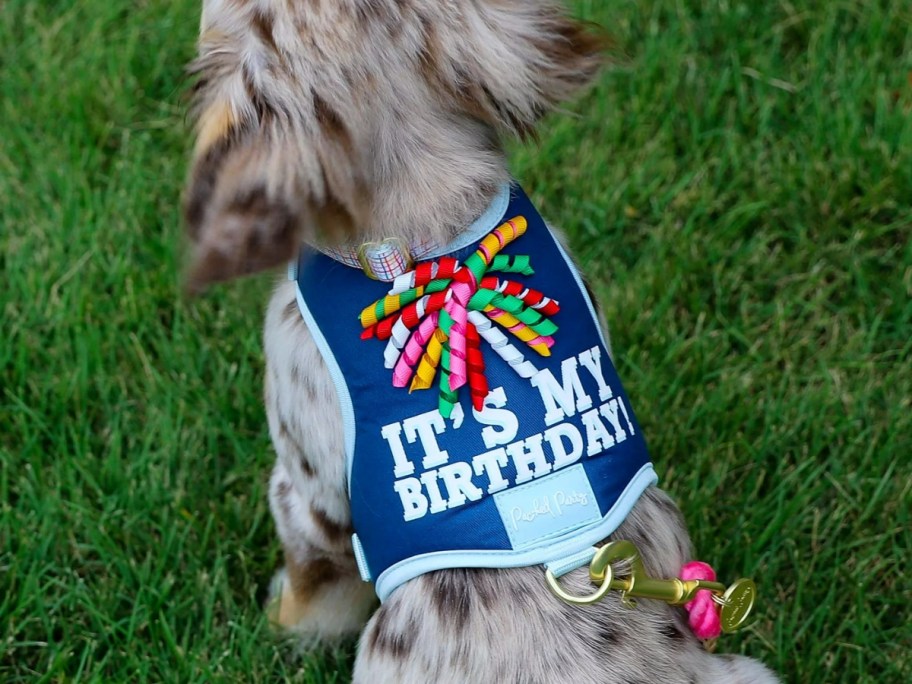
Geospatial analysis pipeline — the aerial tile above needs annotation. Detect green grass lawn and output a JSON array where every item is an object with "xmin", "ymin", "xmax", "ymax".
[{"xmin": 2, "ymin": 0, "xmax": 910, "ymax": 681}]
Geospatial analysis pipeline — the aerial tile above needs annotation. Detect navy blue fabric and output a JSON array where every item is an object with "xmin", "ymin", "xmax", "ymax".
[{"xmin": 296, "ymin": 185, "xmax": 652, "ymax": 582}]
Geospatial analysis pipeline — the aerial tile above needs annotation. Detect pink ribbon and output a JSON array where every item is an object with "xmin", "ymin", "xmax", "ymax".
[
  {"xmin": 444, "ymin": 268, "xmax": 479, "ymax": 391},
  {"xmin": 393, "ymin": 312, "xmax": 440, "ymax": 388}
]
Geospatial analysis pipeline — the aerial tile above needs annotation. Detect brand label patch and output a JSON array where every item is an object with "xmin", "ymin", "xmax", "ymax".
[{"xmin": 493, "ymin": 463, "xmax": 600, "ymax": 549}]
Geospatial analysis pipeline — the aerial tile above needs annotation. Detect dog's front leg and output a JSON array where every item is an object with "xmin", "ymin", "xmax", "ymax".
[
  {"xmin": 267, "ymin": 461, "xmax": 376, "ymax": 642},
  {"xmin": 264, "ymin": 281, "xmax": 377, "ymax": 643}
]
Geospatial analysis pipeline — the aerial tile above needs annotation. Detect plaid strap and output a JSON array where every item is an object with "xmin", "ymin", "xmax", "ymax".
[{"xmin": 317, "ymin": 237, "xmax": 441, "ymax": 282}]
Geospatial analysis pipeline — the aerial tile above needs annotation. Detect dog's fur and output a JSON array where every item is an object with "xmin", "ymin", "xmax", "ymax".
[{"xmin": 183, "ymin": 1, "xmax": 778, "ymax": 681}]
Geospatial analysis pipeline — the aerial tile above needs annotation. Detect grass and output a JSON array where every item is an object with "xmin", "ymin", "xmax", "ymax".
[{"xmin": 1, "ymin": 0, "xmax": 910, "ymax": 681}]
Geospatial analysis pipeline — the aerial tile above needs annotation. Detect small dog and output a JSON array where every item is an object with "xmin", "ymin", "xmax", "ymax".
[{"xmin": 183, "ymin": 1, "xmax": 778, "ymax": 681}]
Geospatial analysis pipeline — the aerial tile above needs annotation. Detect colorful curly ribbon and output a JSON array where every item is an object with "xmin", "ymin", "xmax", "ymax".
[
  {"xmin": 467, "ymin": 309, "xmax": 539, "ymax": 375},
  {"xmin": 444, "ymin": 218, "xmax": 530, "ymax": 392},
  {"xmin": 465, "ymin": 322, "xmax": 488, "ymax": 412},
  {"xmin": 410, "ymin": 327, "xmax": 448, "ymax": 392},
  {"xmin": 360, "ymin": 257, "xmax": 535, "ymax": 341},
  {"xmin": 392, "ymin": 312, "xmax": 440, "ymax": 387},
  {"xmin": 480, "ymin": 277, "xmax": 560, "ymax": 317},
  {"xmin": 359, "ymin": 216, "xmax": 561, "ymax": 415}
]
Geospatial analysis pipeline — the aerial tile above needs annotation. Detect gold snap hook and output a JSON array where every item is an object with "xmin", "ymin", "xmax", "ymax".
[
  {"xmin": 544, "ymin": 540, "xmax": 757, "ymax": 634},
  {"xmin": 544, "ymin": 561, "xmax": 615, "ymax": 606}
]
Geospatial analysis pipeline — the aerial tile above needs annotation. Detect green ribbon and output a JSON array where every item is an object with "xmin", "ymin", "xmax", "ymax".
[
  {"xmin": 438, "ymin": 343, "xmax": 457, "ymax": 418},
  {"xmin": 489, "ymin": 255, "xmax": 534, "ymax": 276},
  {"xmin": 467, "ymin": 291, "xmax": 558, "ymax": 337}
]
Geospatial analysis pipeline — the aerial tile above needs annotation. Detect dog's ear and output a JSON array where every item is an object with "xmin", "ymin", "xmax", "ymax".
[
  {"xmin": 183, "ymin": 122, "xmax": 294, "ymax": 293},
  {"xmin": 421, "ymin": 1, "xmax": 607, "ymax": 138},
  {"xmin": 182, "ymin": 32, "xmax": 368, "ymax": 293}
]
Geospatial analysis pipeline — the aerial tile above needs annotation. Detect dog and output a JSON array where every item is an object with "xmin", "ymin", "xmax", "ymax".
[{"xmin": 182, "ymin": 1, "xmax": 779, "ymax": 681}]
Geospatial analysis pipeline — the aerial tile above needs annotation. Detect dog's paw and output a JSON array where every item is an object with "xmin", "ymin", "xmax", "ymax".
[
  {"xmin": 265, "ymin": 568, "xmax": 292, "ymax": 627},
  {"xmin": 265, "ymin": 566, "xmax": 376, "ymax": 646}
]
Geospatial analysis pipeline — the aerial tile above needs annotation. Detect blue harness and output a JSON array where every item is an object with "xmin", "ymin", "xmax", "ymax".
[{"xmin": 294, "ymin": 183, "xmax": 657, "ymax": 601}]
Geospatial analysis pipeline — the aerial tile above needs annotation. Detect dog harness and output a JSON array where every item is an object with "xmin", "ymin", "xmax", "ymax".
[{"xmin": 293, "ymin": 183, "xmax": 657, "ymax": 601}]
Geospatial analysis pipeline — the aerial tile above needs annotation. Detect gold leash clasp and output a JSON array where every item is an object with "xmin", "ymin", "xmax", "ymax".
[{"xmin": 545, "ymin": 540, "xmax": 756, "ymax": 633}]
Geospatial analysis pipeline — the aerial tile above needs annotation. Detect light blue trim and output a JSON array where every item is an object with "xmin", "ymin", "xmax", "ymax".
[
  {"xmin": 294, "ymin": 285, "xmax": 358, "ymax": 492},
  {"xmin": 373, "ymin": 462, "xmax": 658, "ymax": 601},
  {"xmin": 545, "ymin": 546, "xmax": 598, "ymax": 579},
  {"xmin": 352, "ymin": 534, "xmax": 373, "ymax": 583},
  {"xmin": 547, "ymin": 225, "xmax": 611, "ymax": 352},
  {"xmin": 422, "ymin": 183, "xmax": 511, "ymax": 259}
]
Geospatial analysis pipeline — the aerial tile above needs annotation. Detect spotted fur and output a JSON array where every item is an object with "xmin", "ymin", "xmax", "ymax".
[{"xmin": 185, "ymin": 1, "xmax": 778, "ymax": 681}]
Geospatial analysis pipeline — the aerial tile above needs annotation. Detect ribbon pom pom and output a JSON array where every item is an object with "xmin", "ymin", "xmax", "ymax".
[
  {"xmin": 680, "ymin": 561, "xmax": 722, "ymax": 640},
  {"xmin": 359, "ymin": 216, "xmax": 562, "ymax": 410}
]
